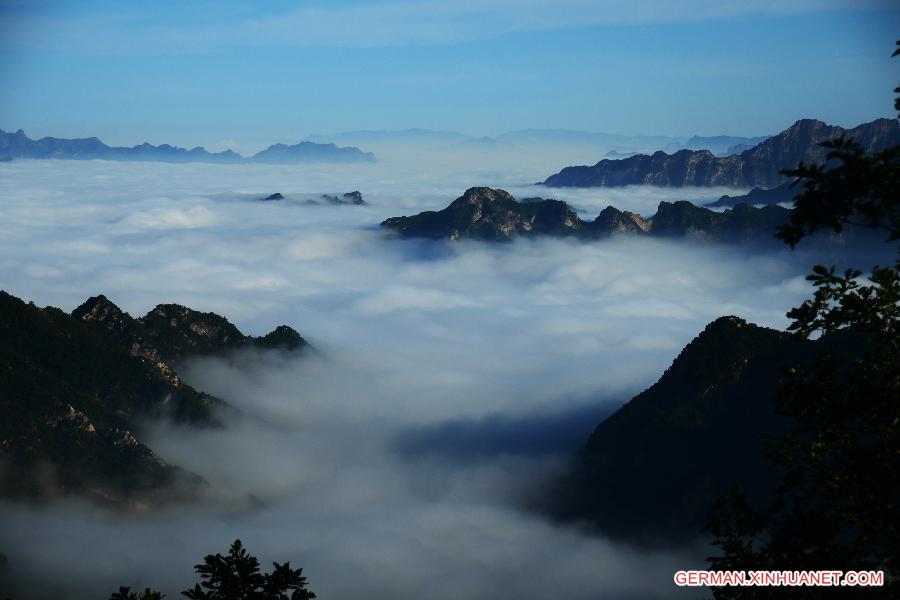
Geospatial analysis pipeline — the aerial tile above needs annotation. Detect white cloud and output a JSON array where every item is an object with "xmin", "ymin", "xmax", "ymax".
[
  {"xmin": 0, "ymin": 148, "xmax": 886, "ymax": 598},
  {"xmin": 356, "ymin": 285, "xmax": 479, "ymax": 314},
  {"xmin": 121, "ymin": 205, "xmax": 222, "ymax": 229}
]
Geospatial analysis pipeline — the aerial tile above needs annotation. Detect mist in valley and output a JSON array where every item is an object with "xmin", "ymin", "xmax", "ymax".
[{"xmin": 0, "ymin": 146, "xmax": 881, "ymax": 599}]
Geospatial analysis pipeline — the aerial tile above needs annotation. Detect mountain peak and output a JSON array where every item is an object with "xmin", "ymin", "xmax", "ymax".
[
  {"xmin": 72, "ymin": 294, "xmax": 135, "ymax": 340},
  {"xmin": 694, "ymin": 316, "xmax": 754, "ymax": 343},
  {"xmin": 249, "ymin": 140, "xmax": 375, "ymax": 164},
  {"xmin": 788, "ymin": 118, "xmax": 828, "ymax": 128},
  {"xmin": 383, "ymin": 187, "xmax": 580, "ymax": 241},
  {"xmin": 72, "ymin": 293, "xmax": 120, "ymax": 319},
  {"xmin": 593, "ymin": 206, "xmax": 651, "ymax": 234},
  {"xmin": 258, "ymin": 325, "xmax": 308, "ymax": 351},
  {"xmin": 136, "ymin": 303, "xmax": 309, "ymax": 364},
  {"xmin": 456, "ymin": 187, "xmax": 516, "ymax": 206},
  {"xmin": 148, "ymin": 303, "xmax": 194, "ymax": 319}
]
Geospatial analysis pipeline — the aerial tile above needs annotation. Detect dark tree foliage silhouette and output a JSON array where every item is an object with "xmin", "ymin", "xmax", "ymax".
[
  {"xmin": 706, "ymin": 43, "xmax": 900, "ymax": 599},
  {"xmin": 110, "ymin": 587, "xmax": 165, "ymax": 600},
  {"xmin": 111, "ymin": 540, "xmax": 314, "ymax": 600},
  {"xmin": 181, "ymin": 539, "xmax": 315, "ymax": 600}
]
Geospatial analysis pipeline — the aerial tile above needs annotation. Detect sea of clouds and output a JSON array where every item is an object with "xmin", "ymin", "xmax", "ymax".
[{"xmin": 0, "ymin": 148, "xmax": 869, "ymax": 599}]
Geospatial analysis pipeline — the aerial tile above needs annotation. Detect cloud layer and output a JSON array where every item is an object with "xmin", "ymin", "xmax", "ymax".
[{"xmin": 0, "ymin": 149, "xmax": 875, "ymax": 598}]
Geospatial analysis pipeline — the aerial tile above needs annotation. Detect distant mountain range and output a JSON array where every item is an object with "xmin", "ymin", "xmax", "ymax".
[
  {"xmin": 663, "ymin": 134, "xmax": 769, "ymax": 156},
  {"xmin": 381, "ymin": 187, "xmax": 791, "ymax": 243},
  {"xmin": 0, "ymin": 291, "xmax": 308, "ymax": 506},
  {"xmin": 306, "ymin": 128, "xmax": 472, "ymax": 145},
  {"xmin": 305, "ymin": 127, "xmax": 768, "ymax": 155},
  {"xmin": 492, "ymin": 129, "xmax": 680, "ymax": 149},
  {"xmin": 0, "ymin": 129, "xmax": 375, "ymax": 164},
  {"xmin": 0, "ymin": 127, "xmax": 784, "ymax": 164},
  {"xmin": 542, "ymin": 118, "xmax": 900, "ymax": 188}
]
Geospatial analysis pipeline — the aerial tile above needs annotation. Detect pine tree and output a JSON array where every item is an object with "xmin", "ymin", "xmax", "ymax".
[{"xmin": 181, "ymin": 540, "xmax": 315, "ymax": 600}]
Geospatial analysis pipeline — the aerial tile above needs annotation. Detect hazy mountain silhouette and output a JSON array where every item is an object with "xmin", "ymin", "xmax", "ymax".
[{"xmin": 0, "ymin": 129, "xmax": 375, "ymax": 164}]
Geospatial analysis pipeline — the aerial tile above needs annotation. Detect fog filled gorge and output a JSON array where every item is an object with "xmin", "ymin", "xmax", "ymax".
[{"xmin": 0, "ymin": 154, "xmax": 883, "ymax": 599}]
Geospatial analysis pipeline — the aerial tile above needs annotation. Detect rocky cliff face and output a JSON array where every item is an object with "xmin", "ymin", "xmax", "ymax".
[
  {"xmin": 732, "ymin": 118, "xmax": 875, "ymax": 188},
  {"xmin": 649, "ymin": 201, "xmax": 790, "ymax": 242},
  {"xmin": 551, "ymin": 317, "xmax": 818, "ymax": 544},
  {"xmin": 544, "ymin": 149, "xmax": 744, "ymax": 187},
  {"xmin": 381, "ymin": 187, "xmax": 789, "ymax": 243},
  {"xmin": 542, "ymin": 117, "xmax": 900, "ymax": 188},
  {"xmin": 589, "ymin": 206, "xmax": 651, "ymax": 236}
]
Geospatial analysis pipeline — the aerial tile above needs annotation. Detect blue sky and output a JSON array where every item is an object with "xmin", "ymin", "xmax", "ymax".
[{"xmin": 1, "ymin": 0, "xmax": 898, "ymax": 150}]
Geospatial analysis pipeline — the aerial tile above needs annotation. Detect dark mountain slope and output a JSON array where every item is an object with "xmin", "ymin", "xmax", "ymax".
[
  {"xmin": 649, "ymin": 201, "xmax": 790, "ymax": 242},
  {"xmin": 551, "ymin": 317, "xmax": 821, "ymax": 544},
  {"xmin": 0, "ymin": 292, "xmax": 216, "ymax": 503},
  {"xmin": 542, "ymin": 117, "xmax": 900, "ymax": 188},
  {"xmin": 1, "ymin": 291, "xmax": 308, "ymax": 505}
]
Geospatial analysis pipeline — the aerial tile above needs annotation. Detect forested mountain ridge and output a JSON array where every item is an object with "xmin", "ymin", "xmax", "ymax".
[{"xmin": 0, "ymin": 291, "xmax": 307, "ymax": 505}]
